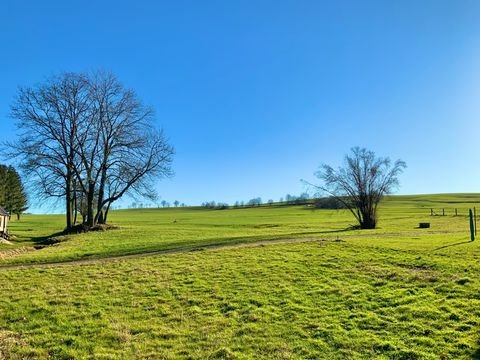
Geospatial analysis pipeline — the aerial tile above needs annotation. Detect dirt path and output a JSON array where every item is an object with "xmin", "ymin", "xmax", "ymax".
[
  {"xmin": 0, "ymin": 237, "xmax": 328, "ymax": 271},
  {"xmin": 0, "ymin": 229, "xmax": 469, "ymax": 271}
]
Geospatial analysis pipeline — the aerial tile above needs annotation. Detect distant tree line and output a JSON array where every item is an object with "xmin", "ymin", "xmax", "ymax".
[
  {"xmin": 283, "ymin": 193, "xmax": 310, "ymax": 205},
  {"xmin": 8, "ymin": 71, "xmax": 174, "ymax": 231},
  {"xmin": 313, "ymin": 197, "xmax": 347, "ymax": 209},
  {"xmin": 127, "ymin": 201, "xmax": 186, "ymax": 209},
  {"xmin": 0, "ymin": 165, "xmax": 28, "ymax": 219},
  {"xmin": 201, "ymin": 193, "xmax": 322, "ymax": 210},
  {"xmin": 202, "ymin": 201, "xmax": 229, "ymax": 209}
]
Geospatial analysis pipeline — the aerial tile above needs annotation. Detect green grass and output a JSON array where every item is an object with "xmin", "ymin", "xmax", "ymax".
[
  {"xmin": 3, "ymin": 193, "xmax": 478, "ymax": 265},
  {"xmin": 1, "ymin": 194, "xmax": 480, "ymax": 358}
]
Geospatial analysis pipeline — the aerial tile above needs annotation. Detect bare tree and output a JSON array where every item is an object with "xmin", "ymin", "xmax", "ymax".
[
  {"xmin": 72, "ymin": 72, "xmax": 173, "ymax": 226},
  {"xmin": 310, "ymin": 147, "xmax": 406, "ymax": 229},
  {"xmin": 9, "ymin": 71, "xmax": 174, "ymax": 231},
  {"xmin": 9, "ymin": 73, "xmax": 90, "ymax": 230}
]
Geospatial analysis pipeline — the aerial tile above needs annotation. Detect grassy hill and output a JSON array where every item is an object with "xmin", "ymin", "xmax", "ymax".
[{"xmin": 1, "ymin": 194, "xmax": 480, "ymax": 358}]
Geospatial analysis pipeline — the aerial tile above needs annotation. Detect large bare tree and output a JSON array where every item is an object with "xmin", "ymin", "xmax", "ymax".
[
  {"xmin": 312, "ymin": 147, "xmax": 406, "ymax": 229},
  {"xmin": 9, "ymin": 71, "xmax": 174, "ymax": 231},
  {"xmin": 73, "ymin": 72, "xmax": 173, "ymax": 226},
  {"xmin": 9, "ymin": 73, "xmax": 90, "ymax": 230}
]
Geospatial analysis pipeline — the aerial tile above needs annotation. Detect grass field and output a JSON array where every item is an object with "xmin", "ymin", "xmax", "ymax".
[{"xmin": 1, "ymin": 194, "xmax": 480, "ymax": 359}]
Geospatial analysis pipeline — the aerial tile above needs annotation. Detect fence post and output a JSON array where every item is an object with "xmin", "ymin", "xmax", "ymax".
[
  {"xmin": 475, "ymin": 207, "xmax": 477, "ymax": 236},
  {"xmin": 431, "ymin": 208, "xmax": 433, "ymax": 216},
  {"xmin": 470, "ymin": 209, "xmax": 475, "ymax": 241},
  {"xmin": 455, "ymin": 208, "xmax": 458, "ymax": 216},
  {"xmin": 443, "ymin": 208, "xmax": 445, "ymax": 216}
]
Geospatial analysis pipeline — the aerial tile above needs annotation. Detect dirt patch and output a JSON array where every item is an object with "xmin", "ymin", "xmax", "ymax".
[
  {"xmin": 253, "ymin": 224, "xmax": 281, "ymax": 229},
  {"xmin": 0, "ymin": 246, "xmax": 35, "ymax": 260},
  {"xmin": 66, "ymin": 223, "xmax": 119, "ymax": 234},
  {"xmin": 397, "ymin": 263, "xmax": 435, "ymax": 271},
  {"xmin": 0, "ymin": 330, "xmax": 25, "ymax": 359}
]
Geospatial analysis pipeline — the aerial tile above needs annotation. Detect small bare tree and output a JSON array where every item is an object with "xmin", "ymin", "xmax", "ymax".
[{"xmin": 312, "ymin": 147, "xmax": 406, "ymax": 229}]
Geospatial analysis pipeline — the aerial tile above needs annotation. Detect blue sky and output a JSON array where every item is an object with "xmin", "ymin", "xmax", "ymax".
[{"xmin": 1, "ymin": 0, "xmax": 480, "ymax": 211}]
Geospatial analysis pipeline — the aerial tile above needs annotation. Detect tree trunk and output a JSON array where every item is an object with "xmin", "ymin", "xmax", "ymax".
[
  {"xmin": 95, "ymin": 163, "xmax": 108, "ymax": 225},
  {"xmin": 360, "ymin": 211, "xmax": 376, "ymax": 229},
  {"xmin": 101, "ymin": 202, "xmax": 112, "ymax": 224},
  {"xmin": 65, "ymin": 173, "xmax": 73, "ymax": 230},
  {"xmin": 94, "ymin": 189, "xmax": 104, "ymax": 224},
  {"xmin": 73, "ymin": 191, "xmax": 78, "ymax": 226},
  {"xmin": 97, "ymin": 210, "xmax": 105, "ymax": 224},
  {"xmin": 86, "ymin": 181, "xmax": 95, "ymax": 228}
]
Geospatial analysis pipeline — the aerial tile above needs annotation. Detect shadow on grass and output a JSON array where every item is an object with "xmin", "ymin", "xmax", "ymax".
[
  {"xmin": 188, "ymin": 227, "xmax": 356, "ymax": 248},
  {"xmin": 0, "ymin": 224, "xmax": 366, "ymax": 269},
  {"xmin": 1, "ymin": 226, "xmax": 358, "ymax": 266},
  {"xmin": 472, "ymin": 348, "xmax": 480, "ymax": 360},
  {"xmin": 29, "ymin": 231, "xmax": 67, "ymax": 249},
  {"xmin": 433, "ymin": 240, "xmax": 473, "ymax": 251},
  {"xmin": 25, "ymin": 224, "xmax": 119, "ymax": 249},
  {"xmin": 250, "ymin": 226, "xmax": 357, "ymax": 237},
  {"xmin": 32, "ymin": 226, "xmax": 356, "ymax": 249}
]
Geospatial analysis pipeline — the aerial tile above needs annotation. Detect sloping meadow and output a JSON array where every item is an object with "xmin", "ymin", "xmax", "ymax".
[{"xmin": 0, "ymin": 194, "xmax": 480, "ymax": 358}]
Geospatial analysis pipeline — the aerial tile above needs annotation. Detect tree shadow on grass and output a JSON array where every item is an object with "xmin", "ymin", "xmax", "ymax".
[
  {"xmin": 196, "ymin": 227, "xmax": 357, "ymax": 246},
  {"xmin": 303, "ymin": 228, "xmax": 357, "ymax": 236},
  {"xmin": 0, "ymin": 226, "xmax": 364, "ymax": 267},
  {"xmin": 30, "ymin": 226, "xmax": 355, "ymax": 250},
  {"xmin": 22, "ymin": 224, "xmax": 118, "ymax": 249},
  {"xmin": 6, "ymin": 225, "xmax": 357, "ymax": 263},
  {"xmin": 29, "ymin": 231, "xmax": 67, "ymax": 249},
  {"xmin": 433, "ymin": 239, "xmax": 473, "ymax": 251}
]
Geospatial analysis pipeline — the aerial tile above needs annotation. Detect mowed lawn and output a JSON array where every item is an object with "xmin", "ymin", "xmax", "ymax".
[{"xmin": 1, "ymin": 194, "xmax": 480, "ymax": 358}]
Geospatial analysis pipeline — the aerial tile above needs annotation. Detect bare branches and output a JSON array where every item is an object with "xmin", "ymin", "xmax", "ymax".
[
  {"xmin": 8, "ymin": 71, "xmax": 174, "ymax": 230},
  {"xmin": 313, "ymin": 147, "xmax": 406, "ymax": 229}
]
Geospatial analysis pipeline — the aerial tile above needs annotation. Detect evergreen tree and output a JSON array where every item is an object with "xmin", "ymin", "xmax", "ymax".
[
  {"xmin": 0, "ymin": 165, "xmax": 28, "ymax": 220},
  {"xmin": 0, "ymin": 165, "xmax": 7, "ymax": 207}
]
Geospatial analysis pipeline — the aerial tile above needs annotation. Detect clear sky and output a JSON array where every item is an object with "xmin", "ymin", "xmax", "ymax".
[{"xmin": 1, "ymin": 0, "xmax": 480, "ymax": 211}]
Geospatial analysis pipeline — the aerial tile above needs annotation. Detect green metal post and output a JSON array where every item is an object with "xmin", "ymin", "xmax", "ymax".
[
  {"xmin": 475, "ymin": 207, "xmax": 477, "ymax": 236},
  {"xmin": 469, "ymin": 209, "xmax": 475, "ymax": 241}
]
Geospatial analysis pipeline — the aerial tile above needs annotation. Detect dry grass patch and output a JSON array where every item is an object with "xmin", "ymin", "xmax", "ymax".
[
  {"xmin": 0, "ymin": 246, "xmax": 35, "ymax": 260},
  {"xmin": 0, "ymin": 330, "xmax": 25, "ymax": 359}
]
